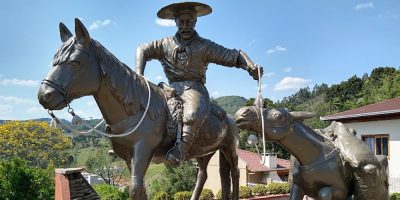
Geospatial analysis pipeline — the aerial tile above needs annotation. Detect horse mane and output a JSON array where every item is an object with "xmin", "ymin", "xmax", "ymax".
[
  {"xmin": 53, "ymin": 36, "xmax": 161, "ymax": 119},
  {"xmin": 90, "ymin": 39, "xmax": 160, "ymax": 119}
]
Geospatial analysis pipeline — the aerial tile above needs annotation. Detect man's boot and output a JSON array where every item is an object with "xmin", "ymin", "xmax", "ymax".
[{"xmin": 166, "ymin": 126, "xmax": 194, "ymax": 163}]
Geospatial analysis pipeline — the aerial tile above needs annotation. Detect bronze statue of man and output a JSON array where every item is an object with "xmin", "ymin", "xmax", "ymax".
[{"xmin": 136, "ymin": 2, "xmax": 262, "ymax": 163}]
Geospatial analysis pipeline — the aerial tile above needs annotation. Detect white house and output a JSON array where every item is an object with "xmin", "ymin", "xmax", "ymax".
[
  {"xmin": 203, "ymin": 149, "xmax": 290, "ymax": 194},
  {"xmin": 321, "ymin": 97, "xmax": 400, "ymax": 193}
]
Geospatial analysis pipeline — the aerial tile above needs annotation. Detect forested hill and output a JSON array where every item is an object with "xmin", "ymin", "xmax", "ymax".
[
  {"xmin": 213, "ymin": 96, "xmax": 247, "ymax": 116},
  {"xmin": 272, "ymin": 66, "xmax": 400, "ymax": 128},
  {"xmin": 213, "ymin": 67, "xmax": 400, "ymax": 129}
]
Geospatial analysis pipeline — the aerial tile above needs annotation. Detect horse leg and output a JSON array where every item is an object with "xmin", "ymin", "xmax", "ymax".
[
  {"xmin": 221, "ymin": 147, "xmax": 239, "ymax": 200},
  {"xmin": 289, "ymin": 183, "xmax": 304, "ymax": 200},
  {"xmin": 190, "ymin": 153, "xmax": 215, "ymax": 200},
  {"xmin": 219, "ymin": 150, "xmax": 231, "ymax": 200},
  {"xmin": 318, "ymin": 187, "xmax": 333, "ymax": 200},
  {"xmin": 130, "ymin": 140, "xmax": 154, "ymax": 200}
]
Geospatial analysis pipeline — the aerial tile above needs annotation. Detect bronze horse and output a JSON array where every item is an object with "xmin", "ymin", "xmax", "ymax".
[
  {"xmin": 234, "ymin": 107, "xmax": 388, "ymax": 200},
  {"xmin": 37, "ymin": 19, "xmax": 239, "ymax": 200}
]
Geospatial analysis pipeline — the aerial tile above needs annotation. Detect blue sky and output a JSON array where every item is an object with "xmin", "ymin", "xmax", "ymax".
[{"xmin": 0, "ymin": 0, "xmax": 399, "ymax": 120}]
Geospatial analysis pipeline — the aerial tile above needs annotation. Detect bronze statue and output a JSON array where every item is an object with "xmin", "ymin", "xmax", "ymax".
[
  {"xmin": 235, "ymin": 106, "xmax": 389, "ymax": 200},
  {"xmin": 38, "ymin": 18, "xmax": 241, "ymax": 200},
  {"xmin": 136, "ymin": 2, "xmax": 262, "ymax": 163}
]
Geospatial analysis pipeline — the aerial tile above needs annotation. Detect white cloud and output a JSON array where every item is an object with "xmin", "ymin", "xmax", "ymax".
[
  {"xmin": 156, "ymin": 75, "xmax": 164, "ymax": 80},
  {"xmin": 273, "ymin": 77, "xmax": 311, "ymax": 91},
  {"xmin": 0, "ymin": 95, "xmax": 36, "ymax": 105},
  {"xmin": 283, "ymin": 67, "xmax": 293, "ymax": 72},
  {"xmin": 264, "ymin": 72, "xmax": 275, "ymax": 77},
  {"xmin": 267, "ymin": 45, "xmax": 287, "ymax": 54},
  {"xmin": 156, "ymin": 18, "xmax": 175, "ymax": 27},
  {"xmin": 355, "ymin": 2, "xmax": 374, "ymax": 10},
  {"xmin": 0, "ymin": 105, "xmax": 12, "ymax": 115},
  {"xmin": 89, "ymin": 19, "xmax": 112, "ymax": 30},
  {"xmin": 0, "ymin": 78, "xmax": 39, "ymax": 87},
  {"xmin": 87, "ymin": 100, "xmax": 97, "ymax": 107},
  {"xmin": 27, "ymin": 106, "xmax": 45, "ymax": 114},
  {"xmin": 212, "ymin": 91, "xmax": 220, "ymax": 97},
  {"xmin": 261, "ymin": 84, "xmax": 268, "ymax": 90}
]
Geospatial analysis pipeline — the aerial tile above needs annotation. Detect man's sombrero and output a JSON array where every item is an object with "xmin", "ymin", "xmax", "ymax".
[{"xmin": 157, "ymin": 2, "xmax": 212, "ymax": 19}]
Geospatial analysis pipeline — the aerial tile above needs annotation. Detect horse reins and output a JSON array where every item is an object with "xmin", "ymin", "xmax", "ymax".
[{"xmin": 46, "ymin": 75, "xmax": 152, "ymax": 138}]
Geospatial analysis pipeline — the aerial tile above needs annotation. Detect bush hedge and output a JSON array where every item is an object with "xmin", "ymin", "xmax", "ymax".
[
  {"xmin": 252, "ymin": 184, "xmax": 268, "ymax": 196},
  {"xmin": 173, "ymin": 191, "xmax": 192, "ymax": 200},
  {"xmin": 153, "ymin": 191, "xmax": 170, "ymax": 200},
  {"xmin": 266, "ymin": 182, "xmax": 290, "ymax": 194},
  {"xmin": 239, "ymin": 186, "xmax": 253, "ymax": 199},
  {"xmin": 200, "ymin": 189, "xmax": 214, "ymax": 200},
  {"xmin": 93, "ymin": 184, "xmax": 128, "ymax": 200},
  {"xmin": 391, "ymin": 193, "xmax": 400, "ymax": 200}
]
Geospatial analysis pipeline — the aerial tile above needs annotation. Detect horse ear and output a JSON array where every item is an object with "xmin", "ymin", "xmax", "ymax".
[
  {"xmin": 74, "ymin": 18, "xmax": 90, "ymax": 46},
  {"xmin": 59, "ymin": 23, "xmax": 72, "ymax": 42},
  {"xmin": 290, "ymin": 111, "xmax": 315, "ymax": 120}
]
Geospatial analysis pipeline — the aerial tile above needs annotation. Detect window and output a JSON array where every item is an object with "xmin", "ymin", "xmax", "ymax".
[{"xmin": 361, "ymin": 134, "xmax": 389, "ymax": 157}]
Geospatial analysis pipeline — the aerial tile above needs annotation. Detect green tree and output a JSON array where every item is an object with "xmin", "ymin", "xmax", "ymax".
[
  {"xmin": 147, "ymin": 161, "xmax": 197, "ymax": 198},
  {"xmin": 85, "ymin": 147, "xmax": 127, "ymax": 186},
  {"xmin": 0, "ymin": 121, "xmax": 72, "ymax": 168},
  {"xmin": 245, "ymin": 97, "xmax": 275, "ymax": 108},
  {"xmin": 0, "ymin": 158, "xmax": 54, "ymax": 200}
]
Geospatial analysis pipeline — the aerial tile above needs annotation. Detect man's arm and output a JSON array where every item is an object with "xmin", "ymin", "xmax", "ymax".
[
  {"xmin": 238, "ymin": 50, "xmax": 263, "ymax": 80},
  {"xmin": 135, "ymin": 40, "xmax": 164, "ymax": 76},
  {"xmin": 205, "ymin": 40, "xmax": 263, "ymax": 80}
]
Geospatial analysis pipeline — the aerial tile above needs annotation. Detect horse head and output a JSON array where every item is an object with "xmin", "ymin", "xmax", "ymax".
[
  {"xmin": 38, "ymin": 19, "xmax": 101, "ymax": 110},
  {"xmin": 235, "ymin": 106, "xmax": 315, "ymax": 141}
]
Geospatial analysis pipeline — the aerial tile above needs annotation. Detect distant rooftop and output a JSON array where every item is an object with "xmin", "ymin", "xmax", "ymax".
[
  {"xmin": 236, "ymin": 149, "xmax": 290, "ymax": 172},
  {"xmin": 321, "ymin": 97, "xmax": 400, "ymax": 121}
]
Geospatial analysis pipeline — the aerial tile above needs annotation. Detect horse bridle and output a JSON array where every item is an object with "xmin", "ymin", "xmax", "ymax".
[{"xmin": 42, "ymin": 79, "xmax": 68, "ymax": 98}]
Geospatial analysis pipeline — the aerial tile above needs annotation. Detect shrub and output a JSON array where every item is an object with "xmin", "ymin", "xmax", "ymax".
[
  {"xmin": 391, "ymin": 193, "xmax": 400, "ymax": 200},
  {"xmin": 216, "ymin": 189, "xmax": 222, "ymax": 200},
  {"xmin": 252, "ymin": 184, "xmax": 268, "ymax": 196},
  {"xmin": 267, "ymin": 182, "xmax": 290, "ymax": 194},
  {"xmin": 0, "ymin": 158, "xmax": 54, "ymax": 200},
  {"xmin": 153, "ymin": 191, "xmax": 170, "ymax": 200},
  {"xmin": 200, "ymin": 189, "xmax": 214, "ymax": 200},
  {"xmin": 173, "ymin": 191, "xmax": 192, "ymax": 200},
  {"xmin": 239, "ymin": 186, "xmax": 253, "ymax": 199},
  {"xmin": 93, "ymin": 184, "xmax": 127, "ymax": 200}
]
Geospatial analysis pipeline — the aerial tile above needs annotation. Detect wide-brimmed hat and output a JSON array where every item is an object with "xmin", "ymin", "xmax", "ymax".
[{"xmin": 157, "ymin": 2, "xmax": 212, "ymax": 19}]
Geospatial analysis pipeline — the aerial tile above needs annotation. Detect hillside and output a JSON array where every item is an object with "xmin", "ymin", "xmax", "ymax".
[
  {"xmin": 275, "ymin": 66, "xmax": 400, "ymax": 128},
  {"xmin": 213, "ymin": 95, "xmax": 247, "ymax": 117}
]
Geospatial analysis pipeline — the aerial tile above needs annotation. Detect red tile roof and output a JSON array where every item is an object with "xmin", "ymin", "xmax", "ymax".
[
  {"xmin": 321, "ymin": 97, "xmax": 400, "ymax": 121},
  {"xmin": 236, "ymin": 149, "xmax": 290, "ymax": 172}
]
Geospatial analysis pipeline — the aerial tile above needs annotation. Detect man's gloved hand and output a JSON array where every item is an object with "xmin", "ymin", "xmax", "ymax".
[{"xmin": 247, "ymin": 64, "xmax": 263, "ymax": 80}]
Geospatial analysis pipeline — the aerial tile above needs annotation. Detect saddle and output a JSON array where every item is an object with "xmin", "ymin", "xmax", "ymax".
[{"xmin": 158, "ymin": 82, "xmax": 227, "ymax": 140}]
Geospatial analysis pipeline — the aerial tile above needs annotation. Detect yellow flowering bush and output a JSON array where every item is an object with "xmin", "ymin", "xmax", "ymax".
[{"xmin": 0, "ymin": 121, "xmax": 72, "ymax": 168}]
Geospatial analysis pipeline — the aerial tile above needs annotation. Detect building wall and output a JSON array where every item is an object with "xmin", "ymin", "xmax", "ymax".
[
  {"xmin": 203, "ymin": 150, "xmax": 247, "ymax": 194},
  {"xmin": 343, "ymin": 118, "xmax": 400, "ymax": 192}
]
